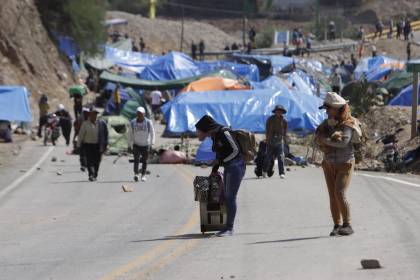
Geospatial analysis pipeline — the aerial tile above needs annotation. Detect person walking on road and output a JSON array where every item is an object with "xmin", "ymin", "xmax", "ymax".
[
  {"xmin": 128, "ymin": 107, "xmax": 155, "ymax": 182},
  {"xmin": 195, "ymin": 115, "xmax": 246, "ymax": 237},
  {"xmin": 263, "ymin": 105, "xmax": 288, "ymax": 179},
  {"xmin": 315, "ymin": 92, "xmax": 356, "ymax": 237},
  {"xmin": 77, "ymin": 107, "xmax": 108, "ymax": 181},
  {"xmin": 55, "ymin": 104, "xmax": 72, "ymax": 146},
  {"xmin": 74, "ymin": 107, "xmax": 90, "ymax": 171},
  {"xmin": 37, "ymin": 94, "xmax": 50, "ymax": 138}
]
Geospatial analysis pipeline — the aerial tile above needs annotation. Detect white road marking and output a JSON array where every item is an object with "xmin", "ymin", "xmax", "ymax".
[
  {"xmin": 358, "ymin": 173, "xmax": 420, "ymax": 188},
  {"xmin": 0, "ymin": 146, "xmax": 54, "ymax": 199}
]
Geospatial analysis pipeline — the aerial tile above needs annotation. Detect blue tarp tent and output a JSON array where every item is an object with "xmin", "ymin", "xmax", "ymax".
[
  {"xmin": 161, "ymin": 89, "xmax": 325, "ymax": 134},
  {"xmin": 232, "ymin": 53, "xmax": 294, "ymax": 73},
  {"xmin": 197, "ymin": 61, "xmax": 260, "ymax": 82},
  {"xmin": 105, "ymin": 46, "xmax": 157, "ymax": 73},
  {"xmin": 195, "ymin": 137, "xmax": 216, "ymax": 164},
  {"xmin": 354, "ymin": 56, "xmax": 404, "ymax": 80},
  {"xmin": 389, "ymin": 84, "xmax": 420, "ymax": 106},
  {"xmin": 251, "ymin": 76, "xmax": 285, "ymax": 90},
  {"xmin": 0, "ymin": 86, "xmax": 32, "ymax": 122},
  {"xmin": 140, "ymin": 52, "xmax": 201, "ymax": 80}
]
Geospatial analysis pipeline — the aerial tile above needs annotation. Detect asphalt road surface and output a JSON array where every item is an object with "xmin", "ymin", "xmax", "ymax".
[{"xmin": 1, "ymin": 141, "xmax": 420, "ymax": 280}]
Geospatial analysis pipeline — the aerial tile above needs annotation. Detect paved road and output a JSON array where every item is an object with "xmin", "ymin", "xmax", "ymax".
[{"xmin": 1, "ymin": 141, "xmax": 420, "ymax": 280}]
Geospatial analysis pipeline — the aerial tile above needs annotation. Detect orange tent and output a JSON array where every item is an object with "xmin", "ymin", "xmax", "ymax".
[{"xmin": 181, "ymin": 77, "xmax": 250, "ymax": 93}]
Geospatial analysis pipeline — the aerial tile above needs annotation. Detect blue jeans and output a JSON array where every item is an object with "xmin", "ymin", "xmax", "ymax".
[
  {"xmin": 223, "ymin": 157, "xmax": 246, "ymax": 231},
  {"xmin": 264, "ymin": 143, "xmax": 285, "ymax": 175}
]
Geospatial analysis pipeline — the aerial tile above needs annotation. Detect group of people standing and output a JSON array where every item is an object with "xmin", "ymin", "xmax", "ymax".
[{"xmin": 195, "ymin": 91, "xmax": 356, "ymax": 238}]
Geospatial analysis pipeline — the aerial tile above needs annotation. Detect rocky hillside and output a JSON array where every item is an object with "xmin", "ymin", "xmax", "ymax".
[
  {"xmin": 0, "ymin": 0, "xmax": 73, "ymax": 119},
  {"xmin": 106, "ymin": 11, "xmax": 239, "ymax": 54}
]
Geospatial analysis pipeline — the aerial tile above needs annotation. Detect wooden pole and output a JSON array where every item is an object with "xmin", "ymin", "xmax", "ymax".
[
  {"xmin": 180, "ymin": 6, "xmax": 184, "ymax": 52},
  {"xmin": 411, "ymin": 72, "xmax": 419, "ymax": 139}
]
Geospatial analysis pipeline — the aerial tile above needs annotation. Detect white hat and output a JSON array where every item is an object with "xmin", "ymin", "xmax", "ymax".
[
  {"xmin": 319, "ymin": 92, "xmax": 347, "ymax": 109},
  {"xmin": 136, "ymin": 106, "xmax": 146, "ymax": 114},
  {"xmin": 57, "ymin": 104, "xmax": 65, "ymax": 110},
  {"xmin": 82, "ymin": 107, "xmax": 90, "ymax": 112}
]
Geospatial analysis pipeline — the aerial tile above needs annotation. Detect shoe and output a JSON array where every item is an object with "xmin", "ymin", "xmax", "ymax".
[
  {"xmin": 262, "ymin": 172, "xmax": 267, "ymax": 178},
  {"xmin": 330, "ymin": 224, "xmax": 342, "ymax": 236},
  {"xmin": 80, "ymin": 167, "xmax": 86, "ymax": 172},
  {"xmin": 338, "ymin": 224, "xmax": 354, "ymax": 236},
  {"xmin": 280, "ymin": 174, "xmax": 285, "ymax": 179},
  {"xmin": 216, "ymin": 229, "xmax": 234, "ymax": 237},
  {"xmin": 134, "ymin": 175, "xmax": 139, "ymax": 182},
  {"xmin": 141, "ymin": 176, "xmax": 147, "ymax": 182},
  {"xmin": 88, "ymin": 176, "xmax": 94, "ymax": 182}
]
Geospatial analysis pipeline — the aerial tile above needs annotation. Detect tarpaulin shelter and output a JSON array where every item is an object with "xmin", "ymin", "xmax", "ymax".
[
  {"xmin": 195, "ymin": 137, "xmax": 216, "ymax": 164},
  {"xmin": 103, "ymin": 44, "xmax": 157, "ymax": 73},
  {"xmin": 181, "ymin": 77, "xmax": 249, "ymax": 92},
  {"xmin": 383, "ymin": 71, "xmax": 413, "ymax": 94},
  {"xmin": 354, "ymin": 56, "xmax": 405, "ymax": 81},
  {"xmin": 105, "ymin": 87, "xmax": 149, "ymax": 118},
  {"xmin": 389, "ymin": 84, "xmax": 420, "ymax": 106},
  {"xmin": 161, "ymin": 88, "xmax": 325, "ymax": 135},
  {"xmin": 100, "ymin": 71, "xmax": 200, "ymax": 90},
  {"xmin": 197, "ymin": 61, "xmax": 260, "ymax": 82},
  {"xmin": 140, "ymin": 52, "xmax": 201, "ymax": 80},
  {"xmin": 251, "ymin": 76, "xmax": 285, "ymax": 90},
  {"xmin": 0, "ymin": 86, "xmax": 32, "ymax": 122},
  {"xmin": 101, "ymin": 115, "xmax": 130, "ymax": 154},
  {"xmin": 232, "ymin": 53, "xmax": 294, "ymax": 74}
]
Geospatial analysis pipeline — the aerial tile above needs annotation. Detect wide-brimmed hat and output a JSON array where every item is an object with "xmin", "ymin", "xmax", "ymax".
[
  {"xmin": 319, "ymin": 92, "xmax": 347, "ymax": 109},
  {"xmin": 272, "ymin": 105, "xmax": 287, "ymax": 114},
  {"xmin": 136, "ymin": 106, "xmax": 146, "ymax": 114},
  {"xmin": 90, "ymin": 106, "xmax": 100, "ymax": 113}
]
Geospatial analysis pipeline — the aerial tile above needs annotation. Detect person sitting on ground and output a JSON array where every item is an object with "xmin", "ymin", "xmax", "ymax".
[
  {"xmin": 195, "ymin": 115, "xmax": 246, "ymax": 237},
  {"xmin": 315, "ymin": 92, "xmax": 356, "ymax": 237}
]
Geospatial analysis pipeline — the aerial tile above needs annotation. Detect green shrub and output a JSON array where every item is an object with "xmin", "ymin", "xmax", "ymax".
[{"xmin": 255, "ymin": 27, "xmax": 274, "ymax": 49}]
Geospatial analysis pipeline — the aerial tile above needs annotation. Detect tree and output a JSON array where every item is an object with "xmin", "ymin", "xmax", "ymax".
[{"xmin": 36, "ymin": 0, "xmax": 107, "ymax": 55}]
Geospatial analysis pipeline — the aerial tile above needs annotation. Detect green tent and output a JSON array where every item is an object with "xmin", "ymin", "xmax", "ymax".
[
  {"xmin": 121, "ymin": 88, "xmax": 150, "ymax": 120},
  {"xmin": 68, "ymin": 85, "xmax": 87, "ymax": 97},
  {"xmin": 383, "ymin": 71, "xmax": 413, "ymax": 94},
  {"xmin": 101, "ymin": 115, "xmax": 130, "ymax": 154}
]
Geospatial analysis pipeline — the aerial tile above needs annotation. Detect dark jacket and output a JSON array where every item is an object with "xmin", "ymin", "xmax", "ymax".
[
  {"xmin": 98, "ymin": 119, "xmax": 108, "ymax": 153},
  {"xmin": 211, "ymin": 127, "xmax": 240, "ymax": 172}
]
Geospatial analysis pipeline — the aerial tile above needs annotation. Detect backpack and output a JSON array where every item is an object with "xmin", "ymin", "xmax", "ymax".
[
  {"xmin": 230, "ymin": 129, "xmax": 257, "ymax": 162},
  {"xmin": 350, "ymin": 117, "xmax": 368, "ymax": 164}
]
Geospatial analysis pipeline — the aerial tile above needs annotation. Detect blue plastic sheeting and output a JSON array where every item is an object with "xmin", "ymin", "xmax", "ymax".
[
  {"xmin": 197, "ymin": 61, "xmax": 260, "ymax": 82},
  {"xmin": 105, "ymin": 46, "xmax": 157, "ymax": 73},
  {"xmin": 0, "ymin": 86, "xmax": 32, "ymax": 122},
  {"xmin": 354, "ymin": 56, "xmax": 403, "ymax": 80},
  {"xmin": 56, "ymin": 35, "xmax": 80, "ymax": 58},
  {"xmin": 232, "ymin": 53, "xmax": 294, "ymax": 73},
  {"xmin": 140, "ymin": 52, "xmax": 201, "ymax": 81},
  {"xmin": 389, "ymin": 84, "xmax": 420, "ymax": 106},
  {"xmin": 161, "ymin": 89, "xmax": 325, "ymax": 134},
  {"xmin": 195, "ymin": 137, "xmax": 216, "ymax": 163},
  {"xmin": 251, "ymin": 76, "xmax": 285, "ymax": 90},
  {"xmin": 365, "ymin": 67, "xmax": 393, "ymax": 82}
]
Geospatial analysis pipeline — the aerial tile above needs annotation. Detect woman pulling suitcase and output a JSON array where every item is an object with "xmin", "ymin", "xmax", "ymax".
[{"xmin": 195, "ymin": 115, "xmax": 246, "ymax": 237}]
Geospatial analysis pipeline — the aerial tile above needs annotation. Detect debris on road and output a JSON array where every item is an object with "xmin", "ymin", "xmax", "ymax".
[
  {"xmin": 361, "ymin": 259, "xmax": 382, "ymax": 269},
  {"xmin": 51, "ymin": 156, "xmax": 57, "ymax": 162},
  {"xmin": 56, "ymin": 170, "xmax": 63, "ymax": 175},
  {"xmin": 122, "ymin": 185, "xmax": 133, "ymax": 192}
]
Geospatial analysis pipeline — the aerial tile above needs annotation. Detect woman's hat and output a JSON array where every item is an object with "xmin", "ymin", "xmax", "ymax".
[
  {"xmin": 319, "ymin": 92, "xmax": 347, "ymax": 109},
  {"xmin": 272, "ymin": 105, "xmax": 287, "ymax": 114}
]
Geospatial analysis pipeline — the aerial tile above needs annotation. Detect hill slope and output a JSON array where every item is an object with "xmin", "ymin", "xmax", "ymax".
[{"xmin": 0, "ymin": 0, "xmax": 73, "ymax": 118}]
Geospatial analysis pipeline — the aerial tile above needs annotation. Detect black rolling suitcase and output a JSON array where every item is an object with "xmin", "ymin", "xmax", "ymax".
[
  {"xmin": 193, "ymin": 173, "xmax": 227, "ymax": 234},
  {"xmin": 254, "ymin": 141, "xmax": 274, "ymax": 178}
]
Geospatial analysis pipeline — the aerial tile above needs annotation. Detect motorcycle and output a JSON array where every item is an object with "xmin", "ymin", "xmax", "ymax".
[
  {"xmin": 43, "ymin": 114, "xmax": 60, "ymax": 146},
  {"xmin": 376, "ymin": 129, "xmax": 405, "ymax": 173}
]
